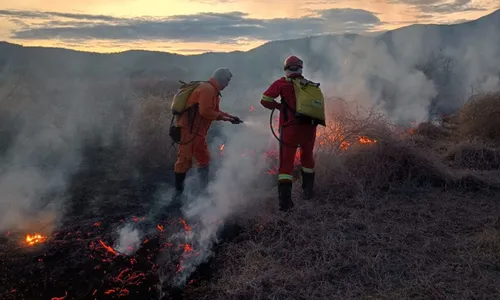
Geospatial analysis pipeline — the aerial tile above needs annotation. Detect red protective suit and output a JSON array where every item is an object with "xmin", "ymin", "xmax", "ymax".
[
  {"xmin": 260, "ymin": 74, "xmax": 317, "ymax": 183},
  {"xmin": 174, "ymin": 77, "xmax": 231, "ymax": 174}
]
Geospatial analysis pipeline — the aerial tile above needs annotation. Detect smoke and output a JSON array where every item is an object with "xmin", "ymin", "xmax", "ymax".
[
  {"xmin": 159, "ymin": 112, "xmax": 274, "ymax": 286},
  {"xmin": 114, "ymin": 223, "xmax": 142, "ymax": 256},
  {"xmin": 0, "ymin": 68, "xmax": 133, "ymax": 233}
]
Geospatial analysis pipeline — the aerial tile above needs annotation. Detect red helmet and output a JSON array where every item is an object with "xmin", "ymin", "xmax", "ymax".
[{"xmin": 283, "ymin": 55, "xmax": 303, "ymax": 71}]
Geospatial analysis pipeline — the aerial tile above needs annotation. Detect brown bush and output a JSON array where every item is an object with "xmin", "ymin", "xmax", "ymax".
[
  {"xmin": 413, "ymin": 121, "xmax": 449, "ymax": 140},
  {"xmin": 314, "ymin": 103, "xmax": 451, "ymax": 193},
  {"xmin": 445, "ymin": 139, "xmax": 500, "ymax": 170},
  {"xmin": 342, "ymin": 139, "xmax": 450, "ymax": 192},
  {"xmin": 457, "ymin": 92, "xmax": 500, "ymax": 142}
]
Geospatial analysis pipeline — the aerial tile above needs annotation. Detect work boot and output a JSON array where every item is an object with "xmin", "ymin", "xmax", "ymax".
[
  {"xmin": 197, "ymin": 166, "xmax": 209, "ymax": 192},
  {"xmin": 278, "ymin": 181, "xmax": 294, "ymax": 212},
  {"xmin": 301, "ymin": 171, "xmax": 315, "ymax": 200},
  {"xmin": 172, "ymin": 172, "xmax": 186, "ymax": 209}
]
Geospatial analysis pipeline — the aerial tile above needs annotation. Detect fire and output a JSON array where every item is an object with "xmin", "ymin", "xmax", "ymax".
[
  {"xmin": 357, "ymin": 136, "xmax": 377, "ymax": 144},
  {"xmin": 99, "ymin": 240, "xmax": 118, "ymax": 256},
  {"xmin": 25, "ymin": 234, "xmax": 46, "ymax": 246}
]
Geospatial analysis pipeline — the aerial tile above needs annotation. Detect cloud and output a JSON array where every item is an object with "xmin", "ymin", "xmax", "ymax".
[
  {"xmin": 0, "ymin": 8, "xmax": 381, "ymax": 43},
  {"xmin": 392, "ymin": 0, "xmax": 488, "ymax": 13}
]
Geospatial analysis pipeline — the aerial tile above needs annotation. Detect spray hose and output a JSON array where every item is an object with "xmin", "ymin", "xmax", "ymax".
[{"xmin": 269, "ymin": 108, "xmax": 301, "ymax": 148}]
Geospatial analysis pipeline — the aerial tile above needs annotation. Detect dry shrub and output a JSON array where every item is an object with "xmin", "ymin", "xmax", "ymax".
[
  {"xmin": 445, "ymin": 139, "xmax": 500, "ymax": 170},
  {"xmin": 316, "ymin": 98, "xmax": 393, "ymax": 154},
  {"xmin": 126, "ymin": 93, "xmax": 177, "ymax": 171},
  {"xmin": 457, "ymin": 92, "xmax": 500, "ymax": 142},
  {"xmin": 315, "ymin": 100, "xmax": 450, "ymax": 193},
  {"xmin": 413, "ymin": 121, "xmax": 449, "ymax": 140},
  {"xmin": 341, "ymin": 136, "xmax": 450, "ymax": 192},
  {"xmin": 312, "ymin": 151, "xmax": 359, "ymax": 199},
  {"xmin": 404, "ymin": 133, "xmax": 435, "ymax": 149}
]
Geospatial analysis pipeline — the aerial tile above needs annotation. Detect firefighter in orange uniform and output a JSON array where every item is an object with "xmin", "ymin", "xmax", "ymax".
[
  {"xmin": 173, "ymin": 67, "xmax": 241, "ymax": 205},
  {"xmin": 260, "ymin": 56, "xmax": 318, "ymax": 212}
]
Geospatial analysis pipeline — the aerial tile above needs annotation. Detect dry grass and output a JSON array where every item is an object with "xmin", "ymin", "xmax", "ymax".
[
  {"xmin": 457, "ymin": 92, "xmax": 500, "ymax": 142},
  {"xmin": 178, "ymin": 93, "xmax": 500, "ymax": 300},
  {"xmin": 186, "ymin": 190, "xmax": 500, "ymax": 300},
  {"xmin": 125, "ymin": 91, "xmax": 500, "ymax": 299}
]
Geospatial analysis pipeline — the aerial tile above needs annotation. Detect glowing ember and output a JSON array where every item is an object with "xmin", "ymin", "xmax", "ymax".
[
  {"xmin": 219, "ymin": 144, "xmax": 225, "ymax": 151},
  {"xmin": 179, "ymin": 218, "xmax": 192, "ymax": 231},
  {"xmin": 357, "ymin": 136, "xmax": 377, "ymax": 144},
  {"xmin": 25, "ymin": 234, "xmax": 46, "ymax": 246},
  {"xmin": 99, "ymin": 240, "xmax": 118, "ymax": 256}
]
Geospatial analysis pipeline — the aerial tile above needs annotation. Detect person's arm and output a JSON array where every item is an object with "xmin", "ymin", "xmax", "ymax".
[
  {"xmin": 260, "ymin": 80, "xmax": 281, "ymax": 110},
  {"xmin": 197, "ymin": 84, "xmax": 224, "ymax": 121}
]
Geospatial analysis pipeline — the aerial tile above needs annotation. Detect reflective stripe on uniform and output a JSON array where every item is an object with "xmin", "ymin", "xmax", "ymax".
[
  {"xmin": 278, "ymin": 174, "xmax": 293, "ymax": 181},
  {"xmin": 301, "ymin": 167, "xmax": 314, "ymax": 173},
  {"xmin": 261, "ymin": 95, "xmax": 275, "ymax": 102}
]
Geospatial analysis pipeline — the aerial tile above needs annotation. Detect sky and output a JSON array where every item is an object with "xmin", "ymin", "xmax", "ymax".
[{"xmin": 0, "ymin": 0, "xmax": 499, "ymax": 54}]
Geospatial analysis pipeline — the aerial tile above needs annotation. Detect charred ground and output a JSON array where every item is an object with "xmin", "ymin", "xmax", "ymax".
[{"xmin": 1, "ymin": 90, "xmax": 500, "ymax": 300}]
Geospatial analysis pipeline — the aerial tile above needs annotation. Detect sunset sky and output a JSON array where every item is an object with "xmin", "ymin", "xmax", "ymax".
[{"xmin": 0, "ymin": 0, "xmax": 498, "ymax": 54}]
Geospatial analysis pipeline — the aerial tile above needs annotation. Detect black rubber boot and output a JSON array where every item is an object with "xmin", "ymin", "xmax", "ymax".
[
  {"xmin": 278, "ymin": 181, "xmax": 294, "ymax": 212},
  {"xmin": 172, "ymin": 172, "xmax": 186, "ymax": 209},
  {"xmin": 301, "ymin": 171, "xmax": 315, "ymax": 200},
  {"xmin": 197, "ymin": 166, "xmax": 209, "ymax": 192}
]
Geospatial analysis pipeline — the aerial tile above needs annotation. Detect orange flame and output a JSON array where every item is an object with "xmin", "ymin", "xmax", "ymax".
[
  {"xmin": 25, "ymin": 234, "xmax": 46, "ymax": 246},
  {"xmin": 357, "ymin": 136, "xmax": 377, "ymax": 144},
  {"xmin": 99, "ymin": 240, "xmax": 118, "ymax": 256}
]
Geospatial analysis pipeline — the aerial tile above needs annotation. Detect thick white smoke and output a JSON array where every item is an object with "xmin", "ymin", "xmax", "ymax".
[
  {"xmin": 115, "ymin": 223, "xmax": 142, "ymax": 256},
  {"xmin": 0, "ymin": 70, "xmax": 132, "ymax": 233}
]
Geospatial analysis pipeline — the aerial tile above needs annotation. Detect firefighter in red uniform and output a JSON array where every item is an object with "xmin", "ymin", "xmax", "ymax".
[{"xmin": 260, "ymin": 55, "xmax": 317, "ymax": 212}]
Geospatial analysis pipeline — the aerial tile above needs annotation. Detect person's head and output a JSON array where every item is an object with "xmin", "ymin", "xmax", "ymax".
[
  {"xmin": 283, "ymin": 55, "xmax": 303, "ymax": 77},
  {"xmin": 212, "ymin": 67, "xmax": 233, "ymax": 90}
]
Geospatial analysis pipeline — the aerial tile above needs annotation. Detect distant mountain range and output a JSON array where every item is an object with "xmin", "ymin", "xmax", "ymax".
[
  {"xmin": 1, "ymin": 9, "xmax": 499, "ymax": 79},
  {"xmin": 0, "ymin": 9, "xmax": 499, "ymax": 119}
]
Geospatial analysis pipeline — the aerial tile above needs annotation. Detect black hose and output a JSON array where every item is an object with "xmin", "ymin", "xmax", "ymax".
[{"xmin": 269, "ymin": 108, "xmax": 301, "ymax": 148}]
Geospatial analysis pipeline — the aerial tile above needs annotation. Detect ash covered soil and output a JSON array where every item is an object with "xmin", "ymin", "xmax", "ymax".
[{"xmin": 0, "ymin": 143, "xmax": 239, "ymax": 300}]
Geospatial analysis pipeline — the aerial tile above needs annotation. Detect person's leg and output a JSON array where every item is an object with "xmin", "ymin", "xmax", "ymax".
[
  {"xmin": 299, "ymin": 125, "xmax": 317, "ymax": 199},
  {"xmin": 173, "ymin": 128, "xmax": 194, "ymax": 206},
  {"xmin": 193, "ymin": 135, "xmax": 210, "ymax": 192},
  {"xmin": 278, "ymin": 126, "xmax": 298, "ymax": 211}
]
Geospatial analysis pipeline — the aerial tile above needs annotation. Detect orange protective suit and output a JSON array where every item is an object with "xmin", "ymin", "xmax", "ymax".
[{"xmin": 174, "ymin": 77, "xmax": 231, "ymax": 174}]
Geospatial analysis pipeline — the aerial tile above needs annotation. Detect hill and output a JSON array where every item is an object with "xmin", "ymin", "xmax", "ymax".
[{"xmin": 1, "ymin": 9, "xmax": 500, "ymax": 118}]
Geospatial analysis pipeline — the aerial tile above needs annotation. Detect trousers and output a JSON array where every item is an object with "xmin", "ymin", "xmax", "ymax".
[
  {"xmin": 174, "ymin": 128, "xmax": 210, "ymax": 174},
  {"xmin": 278, "ymin": 124, "xmax": 316, "ymax": 182}
]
